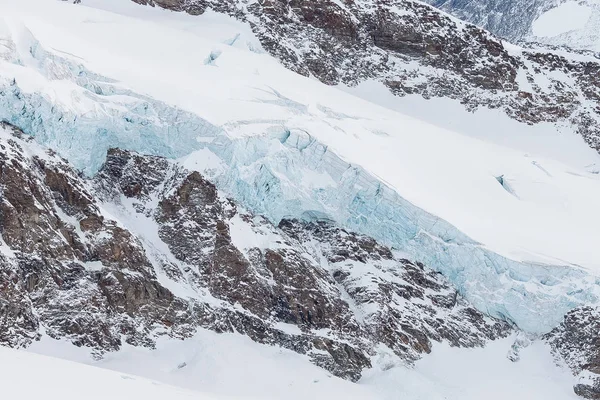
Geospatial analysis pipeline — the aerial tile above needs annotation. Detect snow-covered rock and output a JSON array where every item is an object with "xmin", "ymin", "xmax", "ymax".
[
  {"xmin": 545, "ymin": 306, "xmax": 600, "ymax": 399},
  {"xmin": 1, "ymin": 0, "xmax": 600, "ymax": 336},
  {"xmin": 0, "ymin": 0, "xmax": 597, "ymax": 397},
  {"xmin": 0, "ymin": 122, "xmax": 511, "ymax": 381}
]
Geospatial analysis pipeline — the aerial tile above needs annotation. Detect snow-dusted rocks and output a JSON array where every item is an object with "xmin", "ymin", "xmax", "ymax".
[
  {"xmin": 134, "ymin": 0, "xmax": 600, "ymax": 152},
  {"xmin": 280, "ymin": 220, "xmax": 511, "ymax": 362},
  {"xmin": 2, "ymin": 0, "xmax": 600, "ymax": 341},
  {"xmin": 0, "ymin": 122, "xmax": 189, "ymax": 353},
  {"xmin": 545, "ymin": 307, "xmax": 600, "ymax": 399},
  {"xmin": 0, "ymin": 122, "xmax": 511, "ymax": 380}
]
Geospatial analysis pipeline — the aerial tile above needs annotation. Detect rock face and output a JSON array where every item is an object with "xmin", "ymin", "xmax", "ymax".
[
  {"xmin": 545, "ymin": 307, "xmax": 600, "ymax": 399},
  {"xmin": 129, "ymin": 0, "xmax": 600, "ymax": 154},
  {"xmin": 0, "ymin": 123, "xmax": 511, "ymax": 380}
]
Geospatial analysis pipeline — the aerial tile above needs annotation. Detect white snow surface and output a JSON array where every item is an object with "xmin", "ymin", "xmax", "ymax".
[
  {"xmin": 532, "ymin": 2, "xmax": 593, "ymax": 38},
  {"xmin": 0, "ymin": 0, "xmax": 599, "ymax": 332},
  {"xmin": 19, "ymin": 331, "xmax": 578, "ymax": 400},
  {"xmin": 527, "ymin": 0, "xmax": 600, "ymax": 51}
]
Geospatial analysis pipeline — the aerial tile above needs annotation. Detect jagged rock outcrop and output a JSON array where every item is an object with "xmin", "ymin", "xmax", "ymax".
[
  {"xmin": 280, "ymin": 220, "xmax": 510, "ymax": 362},
  {"xmin": 545, "ymin": 306, "xmax": 600, "ymax": 399},
  {"xmin": 128, "ymin": 0, "xmax": 600, "ymax": 152},
  {"xmin": 0, "ymin": 122, "xmax": 190, "ymax": 353},
  {"xmin": 0, "ymin": 123, "xmax": 511, "ymax": 380}
]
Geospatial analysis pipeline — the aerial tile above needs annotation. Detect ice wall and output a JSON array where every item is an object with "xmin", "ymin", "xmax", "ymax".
[{"xmin": 0, "ymin": 33, "xmax": 598, "ymax": 333}]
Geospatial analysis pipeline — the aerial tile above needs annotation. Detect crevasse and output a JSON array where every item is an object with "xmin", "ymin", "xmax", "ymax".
[{"xmin": 0, "ymin": 33, "xmax": 598, "ymax": 334}]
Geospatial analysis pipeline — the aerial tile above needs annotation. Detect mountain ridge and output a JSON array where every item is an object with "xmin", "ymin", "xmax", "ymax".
[
  {"xmin": 2, "ymin": 0, "xmax": 600, "ymax": 398},
  {"xmin": 0, "ymin": 122, "xmax": 512, "ymax": 381}
]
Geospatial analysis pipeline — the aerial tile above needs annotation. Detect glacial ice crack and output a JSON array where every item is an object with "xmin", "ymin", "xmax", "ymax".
[{"xmin": 0, "ymin": 30, "xmax": 598, "ymax": 333}]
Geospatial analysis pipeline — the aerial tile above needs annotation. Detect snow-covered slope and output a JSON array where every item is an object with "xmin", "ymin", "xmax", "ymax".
[
  {"xmin": 531, "ymin": 2, "xmax": 593, "ymax": 39},
  {"xmin": 529, "ymin": 0, "xmax": 600, "ymax": 51},
  {"xmin": 0, "ymin": 120, "xmax": 516, "ymax": 377},
  {"xmin": 0, "ymin": 0, "xmax": 599, "ymax": 334},
  {"xmin": 4, "ymin": 119, "xmax": 574, "ymax": 399},
  {"xmin": 426, "ymin": 0, "xmax": 600, "ymax": 52},
  {"xmin": 424, "ymin": 0, "xmax": 544, "ymax": 42},
  {"xmin": 1, "ymin": 346, "xmax": 219, "ymax": 400},
  {"xmin": 17, "ymin": 329, "xmax": 579, "ymax": 400},
  {"xmin": 1, "ymin": 0, "xmax": 600, "ymax": 398}
]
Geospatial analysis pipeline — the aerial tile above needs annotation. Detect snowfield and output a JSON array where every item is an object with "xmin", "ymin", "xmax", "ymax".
[
  {"xmin": 528, "ymin": 0, "xmax": 600, "ymax": 51},
  {"xmin": 1, "ymin": 344, "xmax": 218, "ymax": 400},
  {"xmin": 19, "ymin": 330, "xmax": 578, "ymax": 400},
  {"xmin": 532, "ymin": 2, "xmax": 593, "ymax": 38},
  {"xmin": 0, "ymin": 0, "xmax": 597, "ymax": 398},
  {"xmin": 1, "ymin": 0, "xmax": 600, "ymax": 333}
]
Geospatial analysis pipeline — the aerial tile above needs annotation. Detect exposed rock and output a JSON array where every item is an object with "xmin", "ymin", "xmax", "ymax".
[
  {"xmin": 129, "ymin": 0, "xmax": 600, "ymax": 153},
  {"xmin": 0, "ymin": 123, "xmax": 187, "ymax": 354},
  {"xmin": 0, "ymin": 123, "xmax": 511, "ymax": 380},
  {"xmin": 280, "ymin": 219, "xmax": 511, "ymax": 362},
  {"xmin": 545, "ymin": 306, "xmax": 600, "ymax": 399}
]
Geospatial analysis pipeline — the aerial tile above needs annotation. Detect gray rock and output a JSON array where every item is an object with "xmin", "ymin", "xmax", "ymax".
[
  {"xmin": 545, "ymin": 306, "xmax": 600, "ymax": 399},
  {"xmin": 0, "ymin": 123, "xmax": 511, "ymax": 381}
]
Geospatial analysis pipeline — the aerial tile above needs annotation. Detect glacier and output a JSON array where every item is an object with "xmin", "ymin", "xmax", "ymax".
[
  {"xmin": 1, "ymin": 0, "xmax": 600, "ymax": 335},
  {"xmin": 0, "ymin": 41, "xmax": 597, "ymax": 334},
  {"xmin": 203, "ymin": 128, "xmax": 600, "ymax": 333}
]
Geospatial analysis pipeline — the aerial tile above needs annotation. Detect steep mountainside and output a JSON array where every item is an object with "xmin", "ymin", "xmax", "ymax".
[
  {"xmin": 4, "ymin": 0, "xmax": 600, "ymax": 339},
  {"xmin": 130, "ymin": 0, "xmax": 600, "ymax": 152},
  {"xmin": 424, "ymin": 0, "xmax": 546, "ymax": 42},
  {"xmin": 0, "ymin": 122, "xmax": 510, "ymax": 381},
  {"xmin": 2, "ymin": 0, "xmax": 600, "ymax": 398}
]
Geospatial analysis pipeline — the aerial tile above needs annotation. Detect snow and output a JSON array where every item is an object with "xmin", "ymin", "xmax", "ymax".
[
  {"xmin": 98, "ymin": 194, "xmax": 228, "ymax": 304},
  {"xmin": 525, "ymin": 0, "xmax": 600, "ymax": 51},
  {"xmin": 532, "ymin": 2, "xmax": 593, "ymax": 38},
  {"xmin": 0, "ymin": 0, "xmax": 599, "ymax": 333},
  {"xmin": 1, "ymin": 344, "xmax": 220, "ymax": 400},
  {"xmin": 339, "ymin": 79, "xmax": 600, "ymax": 169},
  {"xmin": 364, "ymin": 338, "xmax": 579, "ymax": 400},
  {"xmin": 21, "ymin": 330, "xmax": 579, "ymax": 400},
  {"xmin": 273, "ymin": 321, "xmax": 304, "ymax": 335},
  {"xmin": 227, "ymin": 212, "xmax": 290, "ymax": 260},
  {"xmin": 83, "ymin": 260, "xmax": 104, "ymax": 271}
]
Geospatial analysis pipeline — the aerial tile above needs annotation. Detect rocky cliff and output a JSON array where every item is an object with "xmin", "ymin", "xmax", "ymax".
[{"xmin": 0, "ymin": 122, "xmax": 511, "ymax": 381}]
